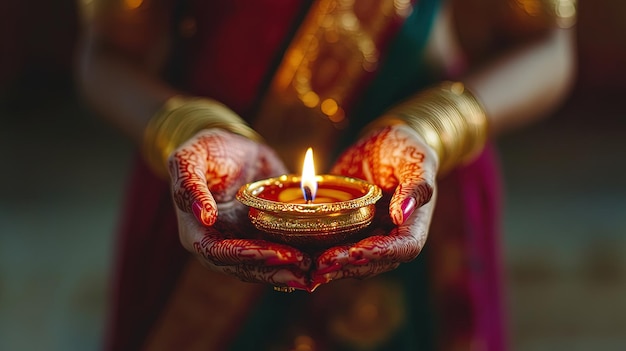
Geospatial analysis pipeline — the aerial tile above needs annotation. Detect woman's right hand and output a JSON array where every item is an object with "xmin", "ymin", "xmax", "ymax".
[{"xmin": 168, "ymin": 129, "xmax": 311, "ymax": 291}]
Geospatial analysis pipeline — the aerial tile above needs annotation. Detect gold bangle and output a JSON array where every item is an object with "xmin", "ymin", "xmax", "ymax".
[
  {"xmin": 363, "ymin": 81, "xmax": 488, "ymax": 175},
  {"xmin": 143, "ymin": 96, "xmax": 263, "ymax": 178}
]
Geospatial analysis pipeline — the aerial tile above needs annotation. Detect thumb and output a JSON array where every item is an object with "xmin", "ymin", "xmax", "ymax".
[
  {"xmin": 169, "ymin": 148, "xmax": 219, "ymax": 226},
  {"xmin": 389, "ymin": 171, "xmax": 433, "ymax": 225},
  {"xmin": 190, "ymin": 195, "xmax": 219, "ymax": 227}
]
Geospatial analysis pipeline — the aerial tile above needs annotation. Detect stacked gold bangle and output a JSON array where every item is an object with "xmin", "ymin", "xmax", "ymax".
[
  {"xmin": 364, "ymin": 81, "xmax": 488, "ymax": 175},
  {"xmin": 143, "ymin": 96, "xmax": 263, "ymax": 178}
]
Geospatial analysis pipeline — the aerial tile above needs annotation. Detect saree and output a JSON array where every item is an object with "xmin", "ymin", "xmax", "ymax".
[{"xmin": 104, "ymin": 0, "xmax": 506, "ymax": 350}]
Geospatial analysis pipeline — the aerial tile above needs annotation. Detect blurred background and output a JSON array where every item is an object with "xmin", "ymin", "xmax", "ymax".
[{"xmin": 0, "ymin": 1, "xmax": 625, "ymax": 350}]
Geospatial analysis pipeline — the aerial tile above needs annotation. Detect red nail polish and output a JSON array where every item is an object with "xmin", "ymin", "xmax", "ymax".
[
  {"xmin": 192, "ymin": 201, "xmax": 204, "ymax": 223},
  {"xmin": 400, "ymin": 197, "xmax": 416, "ymax": 223}
]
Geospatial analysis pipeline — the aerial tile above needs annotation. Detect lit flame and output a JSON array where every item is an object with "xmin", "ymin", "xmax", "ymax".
[{"xmin": 301, "ymin": 148, "xmax": 317, "ymax": 202}]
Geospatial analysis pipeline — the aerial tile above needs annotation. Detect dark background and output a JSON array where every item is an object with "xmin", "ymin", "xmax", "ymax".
[{"xmin": 1, "ymin": 1, "xmax": 625, "ymax": 350}]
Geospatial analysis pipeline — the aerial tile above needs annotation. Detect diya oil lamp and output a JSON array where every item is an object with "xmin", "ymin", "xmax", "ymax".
[{"xmin": 236, "ymin": 148, "xmax": 382, "ymax": 249}]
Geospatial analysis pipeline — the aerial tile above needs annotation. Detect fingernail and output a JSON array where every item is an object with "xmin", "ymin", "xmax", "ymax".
[
  {"xmin": 400, "ymin": 197, "xmax": 416, "ymax": 224},
  {"xmin": 192, "ymin": 201, "xmax": 204, "ymax": 223}
]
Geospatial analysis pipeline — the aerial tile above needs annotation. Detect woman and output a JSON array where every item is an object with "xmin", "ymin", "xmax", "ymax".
[{"xmin": 77, "ymin": 0, "xmax": 576, "ymax": 349}]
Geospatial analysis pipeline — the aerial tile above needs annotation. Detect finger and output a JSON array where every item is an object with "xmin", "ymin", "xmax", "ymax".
[
  {"xmin": 220, "ymin": 264, "xmax": 310, "ymax": 291},
  {"xmin": 311, "ymin": 260, "xmax": 400, "ymax": 289},
  {"xmin": 192, "ymin": 229, "xmax": 310, "ymax": 270},
  {"xmin": 314, "ymin": 227, "xmax": 387, "ymax": 275},
  {"xmin": 388, "ymin": 165, "xmax": 433, "ymax": 225},
  {"xmin": 387, "ymin": 126, "xmax": 436, "ymax": 224},
  {"xmin": 348, "ymin": 212, "xmax": 431, "ymax": 264},
  {"xmin": 315, "ymin": 244, "xmax": 353, "ymax": 275},
  {"xmin": 169, "ymin": 139, "xmax": 218, "ymax": 226},
  {"xmin": 347, "ymin": 233, "xmax": 421, "ymax": 265}
]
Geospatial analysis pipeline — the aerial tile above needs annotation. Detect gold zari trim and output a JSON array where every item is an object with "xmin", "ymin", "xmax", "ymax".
[
  {"xmin": 143, "ymin": 96, "xmax": 263, "ymax": 178},
  {"xmin": 364, "ymin": 82, "xmax": 488, "ymax": 175}
]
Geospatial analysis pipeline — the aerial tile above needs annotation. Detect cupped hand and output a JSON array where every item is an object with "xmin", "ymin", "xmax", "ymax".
[
  {"xmin": 311, "ymin": 125, "xmax": 438, "ymax": 289},
  {"xmin": 168, "ymin": 129, "xmax": 310, "ymax": 290}
]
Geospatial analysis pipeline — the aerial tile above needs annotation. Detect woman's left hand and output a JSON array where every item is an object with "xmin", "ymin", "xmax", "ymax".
[{"xmin": 310, "ymin": 124, "xmax": 438, "ymax": 290}]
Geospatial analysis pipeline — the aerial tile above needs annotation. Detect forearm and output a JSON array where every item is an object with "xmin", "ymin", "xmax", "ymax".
[
  {"xmin": 464, "ymin": 27, "xmax": 577, "ymax": 136},
  {"xmin": 366, "ymin": 10, "xmax": 576, "ymax": 174},
  {"xmin": 76, "ymin": 34, "xmax": 177, "ymax": 144}
]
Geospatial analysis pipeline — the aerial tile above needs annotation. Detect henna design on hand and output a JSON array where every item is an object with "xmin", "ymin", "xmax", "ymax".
[
  {"xmin": 184, "ymin": 219, "xmax": 311, "ymax": 290},
  {"xmin": 331, "ymin": 125, "xmax": 436, "ymax": 225},
  {"xmin": 311, "ymin": 260, "xmax": 401, "ymax": 288},
  {"xmin": 169, "ymin": 129, "xmax": 286, "ymax": 226},
  {"xmin": 192, "ymin": 230, "xmax": 311, "ymax": 270},
  {"xmin": 171, "ymin": 125, "xmax": 437, "ymax": 289},
  {"xmin": 312, "ymin": 225, "xmax": 425, "ymax": 283},
  {"xmin": 221, "ymin": 264, "xmax": 309, "ymax": 290},
  {"xmin": 347, "ymin": 223, "xmax": 427, "ymax": 264},
  {"xmin": 315, "ymin": 244, "xmax": 353, "ymax": 275},
  {"xmin": 169, "ymin": 129, "xmax": 315, "ymax": 289},
  {"xmin": 306, "ymin": 125, "xmax": 437, "ymax": 289},
  {"xmin": 310, "ymin": 190, "xmax": 434, "ymax": 289}
]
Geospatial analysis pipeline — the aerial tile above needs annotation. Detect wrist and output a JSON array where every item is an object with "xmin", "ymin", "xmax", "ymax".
[
  {"xmin": 363, "ymin": 81, "xmax": 488, "ymax": 175},
  {"xmin": 142, "ymin": 96, "xmax": 263, "ymax": 178}
]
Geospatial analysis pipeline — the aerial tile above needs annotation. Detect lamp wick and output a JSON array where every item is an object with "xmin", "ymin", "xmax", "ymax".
[{"xmin": 303, "ymin": 185, "xmax": 313, "ymax": 203}]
